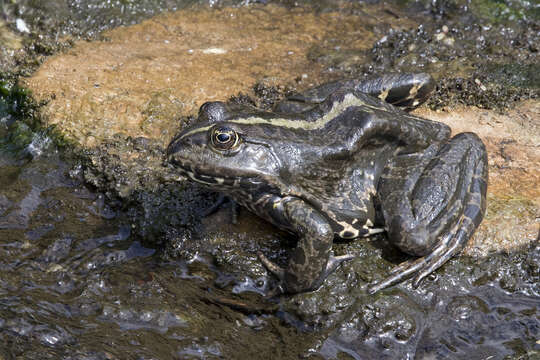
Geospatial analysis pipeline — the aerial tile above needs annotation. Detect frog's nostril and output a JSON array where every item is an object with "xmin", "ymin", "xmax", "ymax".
[{"xmin": 166, "ymin": 138, "xmax": 185, "ymax": 157}]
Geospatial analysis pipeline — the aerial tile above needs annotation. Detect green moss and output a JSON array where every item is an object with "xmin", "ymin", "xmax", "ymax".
[
  {"xmin": 394, "ymin": 0, "xmax": 538, "ymax": 23},
  {"xmin": 0, "ymin": 77, "xmax": 77, "ymax": 156},
  {"xmin": 484, "ymin": 63, "xmax": 540, "ymax": 89},
  {"xmin": 1, "ymin": 81, "xmax": 34, "ymax": 156},
  {"xmin": 469, "ymin": 0, "xmax": 536, "ymax": 23}
]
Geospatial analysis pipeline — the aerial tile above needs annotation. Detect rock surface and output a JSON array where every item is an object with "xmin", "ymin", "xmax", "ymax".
[{"xmin": 23, "ymin": 4, "xmax": 413, "ymax": 147}]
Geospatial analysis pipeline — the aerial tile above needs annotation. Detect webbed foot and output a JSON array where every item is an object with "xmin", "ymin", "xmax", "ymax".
[
  {"xmin": 258, "ymin": 251, "xmax": 354, "ymax": 294},
  {"xmin": 367, "ymin": 230, "xmax": 466, "ymax": 294}
]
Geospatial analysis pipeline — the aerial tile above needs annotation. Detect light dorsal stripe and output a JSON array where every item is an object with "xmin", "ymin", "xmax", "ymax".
[{"xmin": 179, "ymin": 93, "xmax": 405, "ymax": 140}]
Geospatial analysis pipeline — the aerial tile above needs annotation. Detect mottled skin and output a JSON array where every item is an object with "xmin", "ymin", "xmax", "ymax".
[{"xmin": 167, "ymin": 73, "xmax": 488, "ymax": 294}]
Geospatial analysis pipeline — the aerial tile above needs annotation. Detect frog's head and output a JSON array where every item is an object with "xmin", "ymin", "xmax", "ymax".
[{"xmin": 166, "ymin": 101, "xmax": 288, "ymax": 193}]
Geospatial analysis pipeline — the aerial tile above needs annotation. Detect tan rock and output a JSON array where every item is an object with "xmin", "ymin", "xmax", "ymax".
[{"xmin": 22, "ymin": 4, "xmax": 413, "ymax": 147}]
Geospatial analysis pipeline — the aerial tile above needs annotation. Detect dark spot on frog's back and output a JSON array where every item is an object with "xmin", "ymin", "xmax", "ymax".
[
  {"xmin": 470, "ymin": 176, "xmax": 487, "ymax": 198},
  {"xmin": 464, "ymin": 204, "xmax": 482, "ymax": 223},
  {"xmin": 385, "ymin": 73, "xmax": 435, "ymax": 107}
]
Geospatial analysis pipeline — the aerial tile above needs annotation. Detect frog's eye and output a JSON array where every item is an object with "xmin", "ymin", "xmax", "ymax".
[{"xmin": 210, "ymin": 126, "xmax": 240, "ymax": 151}]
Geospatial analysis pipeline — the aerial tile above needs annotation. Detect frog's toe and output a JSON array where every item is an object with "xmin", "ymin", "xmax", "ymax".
[
  {"xmin": 257, "ymin": 251, "xmax": 285, "ymax": 281},
  {"xmin": 292, "ymin": 254, "xmax": 356, "ymax": 292},
  {"xmin": 368, "ymin": 227, "xmax": 469, "ymax": 293},
  {"xmin": 368, "ymin": 257, "xmax": 433, "ymax": 294},
  {"xmin": 411, "ymin": 227, "xmax": 469, "ymax": 288},
  {"xmin": 326, "ymin": 254, "xmax": 355, "ymax": 273},
  {"xmin": 320, "ymin": 254, "xmax": 355, "ymax": 281},
  {"xmin": 367, "ymin": 257, "xmax": 427, "ymax": 294}
]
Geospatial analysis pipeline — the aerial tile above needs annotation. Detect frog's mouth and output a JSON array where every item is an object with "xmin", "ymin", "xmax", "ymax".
[
  {"xmin": 169, "ymin": 157, "xmax": 268, "ymax": 191},
  {"xmin": 169, "ymin": 158, "xmax": 233, "ymax": 186}
]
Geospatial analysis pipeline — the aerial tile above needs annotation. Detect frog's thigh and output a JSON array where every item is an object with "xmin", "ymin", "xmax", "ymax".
[
  {"xmin": 282, "ymin": 198, "xmax": 335, "ymax": 293},
  {"xmin": 380, "ymin": 132, "xmax": 487, "ymax": 256},
  {"xmin": 356, "ymin": 73, "xmax": 435, "ymax": 110}
]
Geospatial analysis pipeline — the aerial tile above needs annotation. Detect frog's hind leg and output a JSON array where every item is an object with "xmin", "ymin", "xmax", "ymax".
[
  {"xmin": 355, "ymin": 73, "xmax": 435, "ymax": 111},
  {"xmin": 273, "ymin": 73, "xmax": 434, "ymax": 113},
  {"xmin": 369, "ymin": 132, "xmax": 488, "ymax": 294}
]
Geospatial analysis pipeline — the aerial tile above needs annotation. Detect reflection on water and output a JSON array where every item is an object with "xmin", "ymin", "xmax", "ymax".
[
  {"xmin": 0, "ymin": 145, "xmax": 287, "ymax": 359},
  {"xmin": 0, "ymin": 149, "xmax": 163, "ymax": 358}
]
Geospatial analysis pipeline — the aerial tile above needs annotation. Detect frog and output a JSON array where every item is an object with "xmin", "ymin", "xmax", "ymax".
[{"xmin": 166, "ymin": 73, "xmax": 488, "ymax": 294}]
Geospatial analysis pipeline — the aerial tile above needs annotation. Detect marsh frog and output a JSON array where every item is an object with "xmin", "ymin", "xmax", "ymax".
[{"xmin": 167, "ymin": 73, "xmax": 488, "ymax": 294}]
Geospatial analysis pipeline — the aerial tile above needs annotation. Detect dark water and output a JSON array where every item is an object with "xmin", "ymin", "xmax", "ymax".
[{"xmin": 1, "ymin": 0, "xmax": 539, "ymax": 359}]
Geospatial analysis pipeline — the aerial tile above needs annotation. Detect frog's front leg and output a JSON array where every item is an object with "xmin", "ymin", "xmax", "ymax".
[
  {"xmin": 257, "ymin": 197, "xmax": 353, "ymax": 294},
  {"xmin": 370, "ymin": 132, "xmax": 488, "ymax": 293}
]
